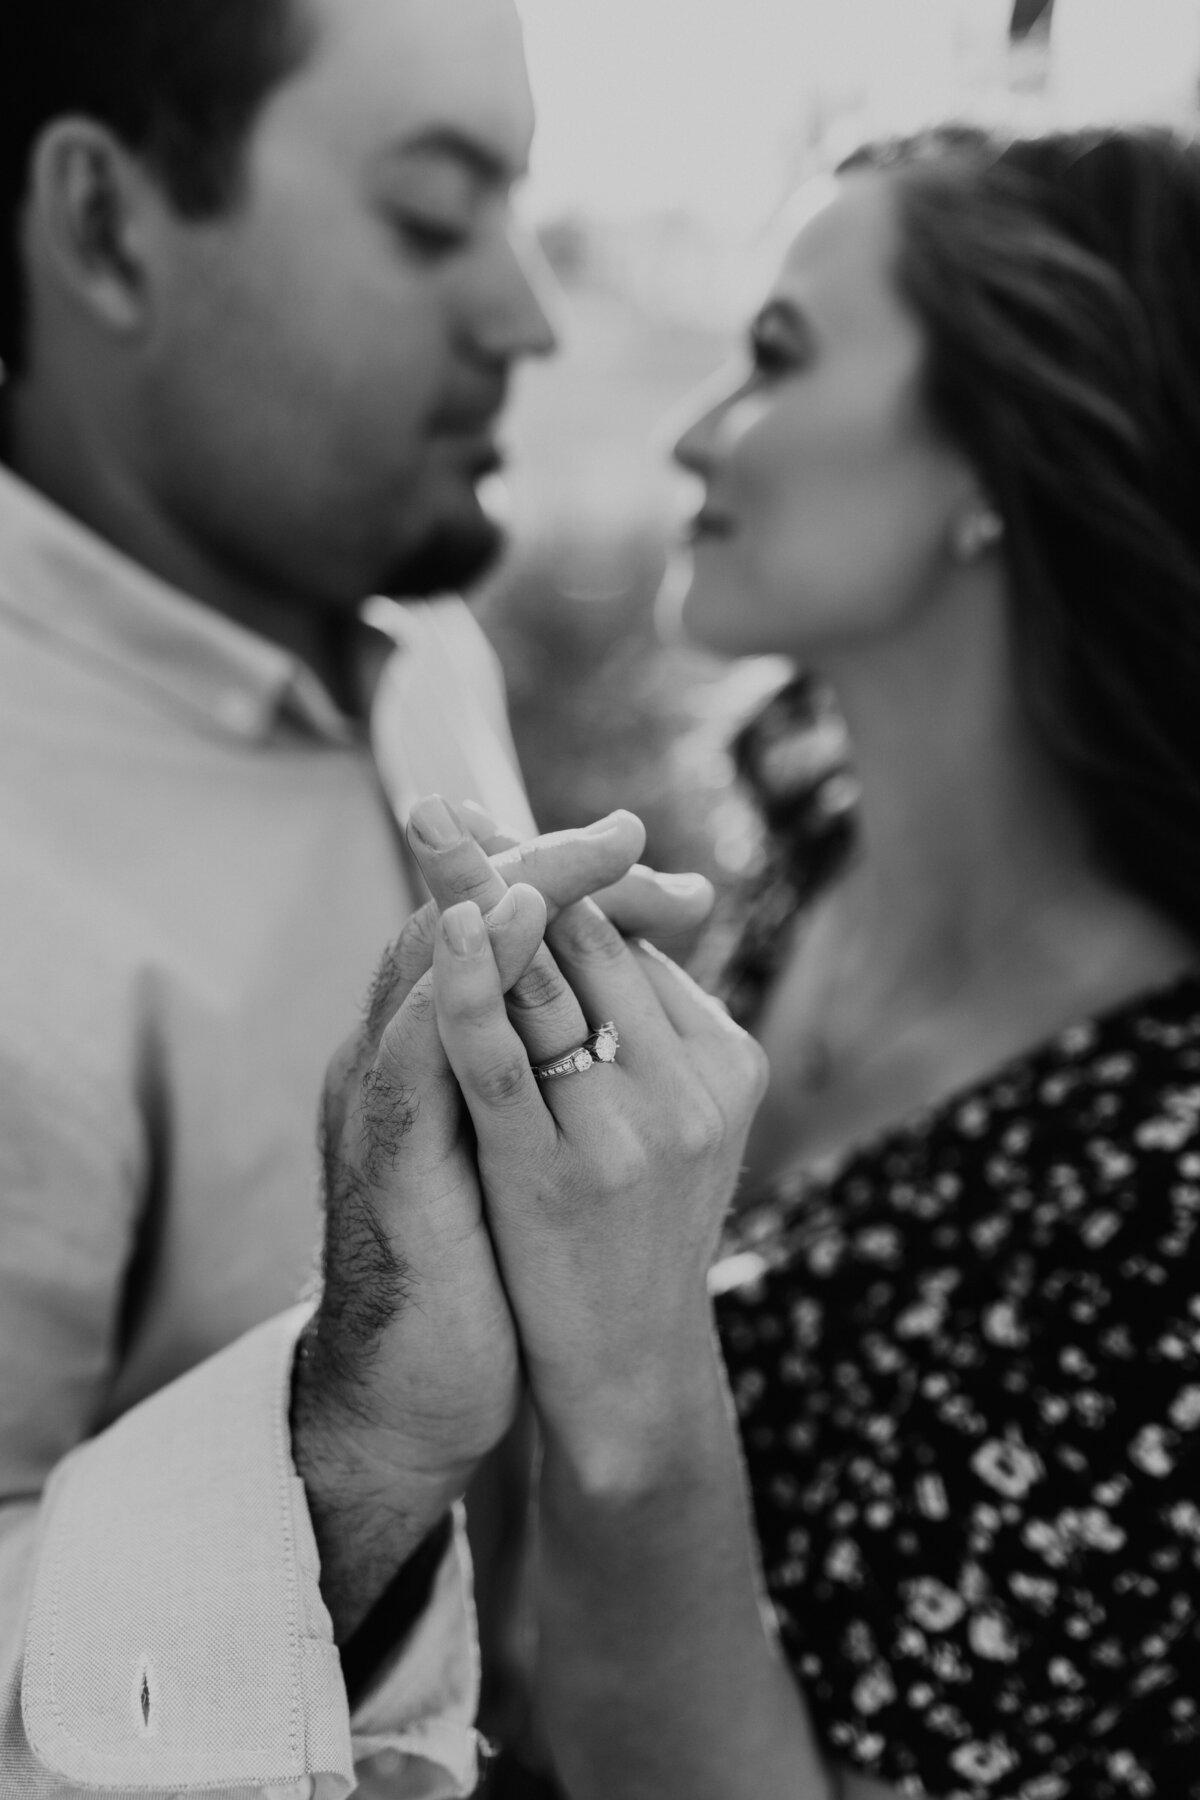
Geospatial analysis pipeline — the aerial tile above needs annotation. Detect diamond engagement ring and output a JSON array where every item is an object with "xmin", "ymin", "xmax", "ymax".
[{"xmin": 531, "ymin": 1021, "xmax": 620, "ymax": 1082}]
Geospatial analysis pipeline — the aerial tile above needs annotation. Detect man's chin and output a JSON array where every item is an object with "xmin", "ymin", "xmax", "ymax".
[{"xmin": 378, "ymin": 515, "xmax": 506, "ymax": 601}]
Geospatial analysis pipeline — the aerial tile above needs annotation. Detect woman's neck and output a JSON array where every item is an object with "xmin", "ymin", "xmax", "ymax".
[
  {"xmin": 740, "ymin": 605, "xmax": 1196, "ymax": 1193},
  {"xmin": 810, "ymin": 592, "xmax": 1192, "ymax": 1012}
]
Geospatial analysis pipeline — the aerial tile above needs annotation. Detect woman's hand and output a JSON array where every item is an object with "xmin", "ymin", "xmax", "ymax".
[
  {"xmin": 426, "ymin": 888, "xmax": 769, "ymax": 1486},
  {"xmin": 409, "ymin": 813, "xmax": 839, "ymax": 1800}
]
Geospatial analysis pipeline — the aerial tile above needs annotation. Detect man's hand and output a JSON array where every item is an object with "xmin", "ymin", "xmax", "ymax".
[{"xmin": 292, "ymin": 882, "xmax": 547, "ymax": 1642}]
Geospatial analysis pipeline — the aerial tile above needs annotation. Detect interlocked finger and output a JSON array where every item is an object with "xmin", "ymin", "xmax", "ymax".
[
  {"xmin": 542, "ymin": 897, "xmax": 684, "ymax": 1073},
  {"xmin": 407, "ymin": 795, "xmax": 639, "ymax": 1053},
  {"xmin": 458, "ymin": 797, "xmax": 716, "ymax": 945},
  {"xmin": 496, "ymin": 927, "xmax": 590, "ymax": 1070},
  {"xmin": 408, "ymin": 795, "xmax": 645, "ymax": 923}
]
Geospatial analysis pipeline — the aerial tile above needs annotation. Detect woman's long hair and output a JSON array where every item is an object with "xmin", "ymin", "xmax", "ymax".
[{"xmin": 738, "ymin": 124, "xmax": 1200, "ymax": 948}]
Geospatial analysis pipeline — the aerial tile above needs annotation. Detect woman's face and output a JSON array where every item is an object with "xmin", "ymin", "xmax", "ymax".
[{"xmin": 669, "ymin": 172, "xmax": 981, "ymax": 661}]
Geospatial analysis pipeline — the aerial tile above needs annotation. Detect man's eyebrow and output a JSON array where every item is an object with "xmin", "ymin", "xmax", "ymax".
[{"xmin": 382, "ymin": 127, "xmax": 520, "ymax": 185}]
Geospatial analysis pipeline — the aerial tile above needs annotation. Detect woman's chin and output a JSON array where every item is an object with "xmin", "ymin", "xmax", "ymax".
[{"xmin": 656, "ymin": 561, "xmax": 747, "ymax": 658}]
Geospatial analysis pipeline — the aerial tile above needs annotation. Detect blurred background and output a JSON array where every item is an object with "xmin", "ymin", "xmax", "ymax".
[{"xmin": 474, "ymin": 0, "xmax": 1200, "ymax": 954}]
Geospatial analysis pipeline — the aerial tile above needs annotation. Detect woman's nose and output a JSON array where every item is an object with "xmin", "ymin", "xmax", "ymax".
[
  {"xmin": 672, "ymin": 410, "xmax": 713, "ymax": 476},
  {"xmin": 667, "ymin": 362, "xmax": 743, "ymax": 475}
]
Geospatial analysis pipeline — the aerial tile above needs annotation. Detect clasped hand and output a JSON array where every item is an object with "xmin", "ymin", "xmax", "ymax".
[{"xmin": 302, "ymin": 793, "xmax": 766, "ymax": 1522}]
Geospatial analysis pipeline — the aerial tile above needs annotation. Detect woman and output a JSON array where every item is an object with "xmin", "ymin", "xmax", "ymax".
[{"xmin": 409, "ymin": 123, "xmax": 1200, "ymax": 1799}]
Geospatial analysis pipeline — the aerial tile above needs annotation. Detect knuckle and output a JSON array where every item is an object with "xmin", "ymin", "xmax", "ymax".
[
  {"xmin": 507, "ymin": 950, "xmax": 568, "ymax": 1018},
  {"xmin": 473, "ymin": 1050, "xmax": 533, "ymax": 1110},
  {"xmin": 550, "ymin": 897, "xmax": 627, "ymax": 966},
  {"xmin": 396, "ymin": 902, "xmax": 438, "ymax": 966},
  {"xmin": 597, "ymin": 1116, "xmax": 649, "ymax": 1189},
  {"xmin": 439, "ymin": 844, "xmax": 503, "ymax": 905},
  {"xmin": 678, "ymin": 1100, "xmax": 726, "ymax": 1161}
]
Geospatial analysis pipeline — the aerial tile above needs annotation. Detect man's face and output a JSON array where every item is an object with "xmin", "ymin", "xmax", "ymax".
[{"xmin": 134, "ymin": 0, "xmax": 556, "ymax": 609}]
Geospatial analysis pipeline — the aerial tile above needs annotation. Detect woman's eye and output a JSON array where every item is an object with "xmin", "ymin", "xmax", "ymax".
[{"xmin": 749, "ymin": 333, "xmax": 795, "ymax": 378}]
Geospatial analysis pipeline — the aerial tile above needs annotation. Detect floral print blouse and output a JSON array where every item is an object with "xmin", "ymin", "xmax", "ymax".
[{"xmin": 711, "ymin": 677, "xmax": 1200, "ymax": 1798}]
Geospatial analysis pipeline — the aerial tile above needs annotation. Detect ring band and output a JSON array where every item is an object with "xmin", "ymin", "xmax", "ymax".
[{"xmin": 532, "ymin": 1021, "xmax": 620, "ymax": 1082}]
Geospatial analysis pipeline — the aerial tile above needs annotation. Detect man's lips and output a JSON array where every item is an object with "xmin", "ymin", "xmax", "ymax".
[
  {"xmin": 433, "ymin": 415, "xmax": 507, "ymax": 476},
  {"xmin": 435, "ymin": 379, "xmax": 510, "ymax": 437}
]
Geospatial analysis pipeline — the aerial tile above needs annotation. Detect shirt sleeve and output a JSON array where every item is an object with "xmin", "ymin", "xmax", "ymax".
[{"xmin": 6, "ymin": 1307, "xmax": 481, "ymax": 1799}]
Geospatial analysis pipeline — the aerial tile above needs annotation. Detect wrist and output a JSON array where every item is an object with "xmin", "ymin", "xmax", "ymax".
[
  {"xmin": 537, "ymin": 1319, "xmax": 731, "ymax": 1506},
  {"xmin": 291, "ymin": 1325, "xmax": 481, "ymax": 1523},
  {"xmin": 292, "ymin": 1311, "xmax": 501, "ymax": 1492}
]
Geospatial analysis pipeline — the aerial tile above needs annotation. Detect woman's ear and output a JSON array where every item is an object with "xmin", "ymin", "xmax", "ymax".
[{"xmin": 24, "ymin": 116, "xmax": 160, "ymax": 341}]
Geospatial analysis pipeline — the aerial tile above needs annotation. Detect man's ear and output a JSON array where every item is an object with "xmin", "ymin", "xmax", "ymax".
[{"xmin": 24, "ymin": 116, "xmax": 160, "ymax": 340}]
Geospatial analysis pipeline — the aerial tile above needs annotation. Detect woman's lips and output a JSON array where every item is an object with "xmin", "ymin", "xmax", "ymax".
[{"xmin": 688, "ymin": 509, "xmax": 735, "ymax": 541}]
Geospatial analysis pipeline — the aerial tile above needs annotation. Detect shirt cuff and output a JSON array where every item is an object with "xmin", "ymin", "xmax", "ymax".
[
  {"xmin": 344, "ymin": 1504, "xmax": 481, "ymax": 1798},
  {"xmin": 21, "ymin": 1306, "xmax": 480, "ymax": 1797}
]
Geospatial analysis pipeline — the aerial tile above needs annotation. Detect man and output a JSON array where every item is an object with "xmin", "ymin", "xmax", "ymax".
[{"xmin": 0, "ymin": 2, "xmax": 707, "ymax": 1794}]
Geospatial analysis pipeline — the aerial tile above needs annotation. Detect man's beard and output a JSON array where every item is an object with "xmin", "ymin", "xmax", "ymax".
[{"xmin": 379, "ymin": 511, "xmax": 506, "ymax": 601}]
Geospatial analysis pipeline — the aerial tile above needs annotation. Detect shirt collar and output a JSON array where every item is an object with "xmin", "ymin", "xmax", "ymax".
[{"xmin": 0, "ymin": 461, "xmax": 395, "ymax": 745}]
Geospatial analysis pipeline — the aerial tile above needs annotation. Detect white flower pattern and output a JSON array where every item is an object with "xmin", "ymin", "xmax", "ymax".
[{"xmin": 717, "ymin": 966, "xmax": 1200, "ymax": 1798}]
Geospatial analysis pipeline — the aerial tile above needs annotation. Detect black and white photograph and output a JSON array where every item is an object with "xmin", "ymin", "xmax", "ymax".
[{"xmin": 2, "ymin": 4, "xmax": 1199, "ymax": 1797}]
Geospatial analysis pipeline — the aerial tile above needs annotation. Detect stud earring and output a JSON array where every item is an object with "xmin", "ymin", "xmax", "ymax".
[{"xmin": 954, "ymin": 507, "xmax": 1005, "ymax": 562}]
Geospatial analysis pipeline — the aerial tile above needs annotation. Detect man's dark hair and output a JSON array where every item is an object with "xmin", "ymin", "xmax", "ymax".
[{"xmin": 0, "ymin": 0, "xmax": 314, "ymax": 374}]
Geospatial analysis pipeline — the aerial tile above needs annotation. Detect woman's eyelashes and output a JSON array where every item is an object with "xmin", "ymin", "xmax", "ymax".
[
  {"xmin": 746, "ymin": 292, "xmax": 819, "ymax": 377},
  {"xmin": 749, "ymin": 331, "xmax": 793, "ymax": 377},
  {"xmin": 748, "ymin": 315, "xmax": 812, "ymax": 379}
]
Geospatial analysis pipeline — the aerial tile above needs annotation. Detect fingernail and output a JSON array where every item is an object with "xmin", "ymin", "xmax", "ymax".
[
  {"xmin": 656, "ymin": 872, "xmax": 712, "ymax": 897},
  {"xmin": 443, "ymin": 902, "xmax": 486, "ymax": 956},
  {"xmin": 485, "ymin": 889, "xmax": 520, "ymax": 929},
  {"xmin": 409, "ymin": 796, "xmax": 462, "ymax": 850},
  {"xmin": 581, "ymin": 813, "xmax": 621, "ymax": 837}
]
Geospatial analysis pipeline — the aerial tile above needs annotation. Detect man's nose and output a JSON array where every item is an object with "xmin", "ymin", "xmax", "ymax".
[{"xmin": 473, "ymin": 227, "xmax": 560, "ymax": 363}]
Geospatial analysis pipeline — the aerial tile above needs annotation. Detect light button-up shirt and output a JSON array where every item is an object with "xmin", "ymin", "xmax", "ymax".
[{"xmin": 0, "ymin": 464, "xmax": 533, "ymax": 1797}]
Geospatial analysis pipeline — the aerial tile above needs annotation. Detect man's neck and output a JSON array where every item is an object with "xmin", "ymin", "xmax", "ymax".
[{"xmin": 1, "ymin": 387, "xmax": 357, "ymax": 704}]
